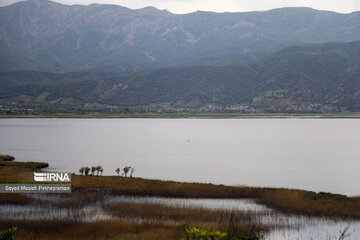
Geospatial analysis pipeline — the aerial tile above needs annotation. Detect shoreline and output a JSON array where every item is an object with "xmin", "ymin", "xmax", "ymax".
[
  {"xmin": 1, "ymin": 159, "xmax": 360, "ymax": 220},
  {"xmin": 1, "ymin": 159, "xmax": 360, "ymax": 240},
  {"xmin": 2, "ymin": 113, "xmax": 360, "ymax": 119}
]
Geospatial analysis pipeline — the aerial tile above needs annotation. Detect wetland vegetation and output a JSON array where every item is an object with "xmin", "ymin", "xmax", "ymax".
[{"xmin": 0, "ymin": 158, "xmax": 359, "ymax": 239}]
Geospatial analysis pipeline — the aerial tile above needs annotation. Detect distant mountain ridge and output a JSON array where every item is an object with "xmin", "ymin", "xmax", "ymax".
[
  {"xmin": 1, "ymin": 0, "xmax": 360, "ymax": 71},
  {"xmin": 1, "ymin": 41, "xmax": 360, "ymax": 112}
]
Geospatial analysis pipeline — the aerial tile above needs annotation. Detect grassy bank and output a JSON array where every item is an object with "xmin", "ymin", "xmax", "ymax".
[
  {"xmin": 0, "ymin": 159, "xmax": 359, "ymax": 239},
  {"xmin": 1, "ymin": 160, "xmax": 359, "ymax": 219}
]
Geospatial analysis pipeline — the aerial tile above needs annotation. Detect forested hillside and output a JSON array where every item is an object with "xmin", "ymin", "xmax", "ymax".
[{"xmin": 1, "ymin": 41, "xmax": 360, "ymax": 113}]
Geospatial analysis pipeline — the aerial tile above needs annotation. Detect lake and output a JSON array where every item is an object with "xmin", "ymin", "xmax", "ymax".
[{"xmin": 0, "ymin": 118, "xmax": 359, "ymax": 196}]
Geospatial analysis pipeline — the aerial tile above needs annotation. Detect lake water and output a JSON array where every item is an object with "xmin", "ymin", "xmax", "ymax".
[{"xmin": 0, "ymin": 118, "xmax": 359, "ymax": 196}]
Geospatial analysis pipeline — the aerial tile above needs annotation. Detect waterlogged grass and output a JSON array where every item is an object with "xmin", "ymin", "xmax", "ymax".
[
  {"xmin": 1, "ymin": 159, "xmax": 360, "ymax": 219},
  {"xmin": 1, "ymin": 160, "xmax": 360, "ymax": 239},
  {"xmin": 104, "ymin": 202, "xmax": 268, "ymax": 237},
  {"xmin": 0, "ymin": 219, "xmax": 182, "ymax": 240},
  {"xmin": 0, "ymin": 195, "xmax": 268, "ymax": 240},
  {"xmin": 1, "ymin": 160, "xmax": 360, "ymax": 219},
  {"xmin": 1, "ymin": 192, "xmax": 358, "ymax": 240},
  {"xmin": 70, "ymin": 175, "xmax": 360, "ymax": 219},
  {"xmin": 0, "ymin": 194, "xmax": 32, "ymax": 205}
]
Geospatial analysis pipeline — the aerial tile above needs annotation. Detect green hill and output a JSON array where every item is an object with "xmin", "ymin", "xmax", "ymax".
[{"xmin": 1, "ymin": 41, "xmax": 360, "ymax": 113}]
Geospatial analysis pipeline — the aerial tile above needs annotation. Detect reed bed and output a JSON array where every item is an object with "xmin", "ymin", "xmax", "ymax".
[
  {"xmin": 1, "ymin": 191, "xmax": 358, "ymax": 239},
  {"xmin": 0, "ymin": 194, "xmax": 32, "ymax": 205},
  {"xmin": 0, "ymin": 160, "xmax": 48, "ymax": 170},
  {"xmin": 258, "ymin": 189, "xmax": 360, "ymax": 219},
  {"xmin": 0, "ymin": 219, "xmax": 175, "ymax": 240},
  {"xmin": 72, "ymin": 175, "xmax": 360, "ymax": 219},
  {"xmin": 2, "ymin": 159, "xmax": 359, "ymax": 219},
  {"xmin": 1, "ymin": 159, "xmax": 360, "ymax": 240},
  {"xmin": 0, "ymin": 191, "xmax": 270, "ymax": 240}
]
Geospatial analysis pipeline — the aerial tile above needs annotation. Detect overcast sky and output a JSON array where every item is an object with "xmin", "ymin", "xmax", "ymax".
[{"xmin": 1, "ymin": 0, "xmax": 360, "ymax": 14}]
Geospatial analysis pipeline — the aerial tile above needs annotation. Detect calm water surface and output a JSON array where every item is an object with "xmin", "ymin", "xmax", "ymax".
[{"xmin": 0, "ymin": 118, "xmax": 359, "ymax": 196}]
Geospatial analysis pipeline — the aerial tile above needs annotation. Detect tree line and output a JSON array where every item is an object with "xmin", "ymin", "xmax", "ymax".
[{"xmin": 78, "ymin": 165, "xmax": 135, "ymax": 177}]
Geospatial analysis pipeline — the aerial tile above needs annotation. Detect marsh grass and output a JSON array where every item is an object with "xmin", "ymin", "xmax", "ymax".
[
  {"xmin": 0, "ymin": 161, "xmax": 48, "ymax": 170},
  {"xmin": 1, "ymin": 191, "xmax": 358, "ymax": 240},
  {"xmin": 0, "ymin": 219, "xmax": 150, "ymax": 240},
  {"xmin": 71, "ymin": 175, "xmax": 360, "ymax": 219},
  {"xmin": 0, "ymin": 208, "xmax": 266, "ymax": 240},
  {"xmin": 71, "ymin": 175, "xmax": 261, "ymax": 198},
  {"xmin": 0, "ymin": 191, "xmax": 271, "ymax": 240},
  {"xmin": 3, "ymin": 160, "xmax": 359, "ymax": 220},
  {"xmin": 0, "ymin": 194, "xmax": 32, "ymax": 205},
  {"xmin": 258, "ymin": 189, "xmax": 360, "ymax": 219},
  {"xmin": 104, "ymin": 201, "xmax": 270, "ymax": 236}
]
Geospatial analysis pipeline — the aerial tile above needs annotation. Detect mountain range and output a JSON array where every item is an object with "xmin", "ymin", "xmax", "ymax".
[
  {"xmin": 1, "ymin": 40, "xmax": 360, "ymax": 112},
  {"xmin": 1, "ymin": 0, "xmax": 360, "ymax": 113},
  {"xmin": 1, "ymin": 0, "xmax": 360, "ymax": 72}
]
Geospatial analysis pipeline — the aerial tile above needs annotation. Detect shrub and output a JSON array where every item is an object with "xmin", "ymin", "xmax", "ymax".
[
  {"xmin": 0, "ymin": 227, "xmax": 16, "ymax": 240},
  {"xmin": 0, "ymin": 155, "xmax": 15, "ymax": 161}
]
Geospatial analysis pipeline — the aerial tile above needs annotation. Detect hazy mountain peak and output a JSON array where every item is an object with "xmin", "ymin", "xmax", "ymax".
[
  {"xmin": 25, "ymin": 0, "xmax": 62, "ymax": 6},
  {"xmin": 1, "ymin": 0, "xmax": 360, "ymax": 72},
  {"xmin": 136, "ymin": 6, "xmax": 169, "ymax": 14}
]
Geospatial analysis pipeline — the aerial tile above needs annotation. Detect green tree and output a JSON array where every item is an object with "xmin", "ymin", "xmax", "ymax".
[
  {"xmin": 98, "ymin": 166, "xmax": 104, "ymax": 176},
  {"xmin": 91, "ymin": 166, "xmax": 96, "ymax": 175},
  {"xmin": 94, "ymin": 165, "xmax": 101, "ymax": 175},
  {"xmin": 78, "ymin": 167, "xmax": 85, "ymax": 175},
  {"xmin": 130, "ymin": 167, "xmax": 135, "ymax": 178},
  {"xmin": 115, "ymin": 168, "xmax": 120, "ymax": 176},
  {"xmin": 123, "ymin": 166, "xmax": 131, "ymax": 177},
  {"xmin": 84, "ymin": 167, "xmax": 90, "ymax": 176}
]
